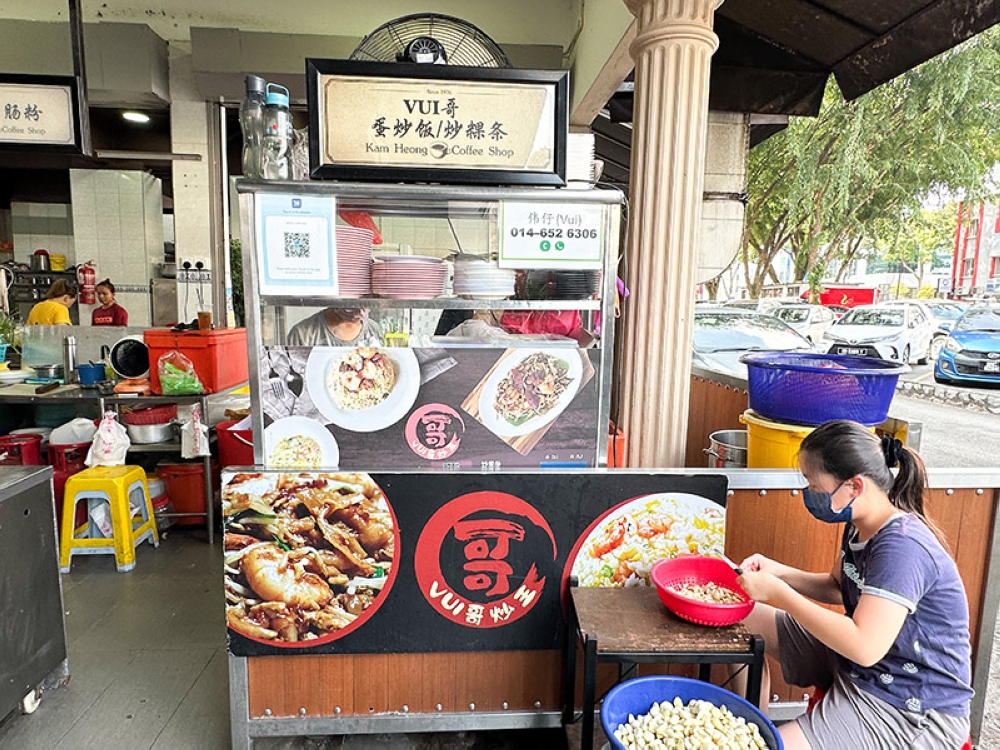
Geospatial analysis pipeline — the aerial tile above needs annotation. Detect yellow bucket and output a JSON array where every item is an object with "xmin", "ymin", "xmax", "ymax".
[
  {"xmin": 739, "ymin": 409, "xmax": 814, "ymax": 469},
  {"xmin": 50, "ymin": 253, "xmax": 66, "ymax": 270}
]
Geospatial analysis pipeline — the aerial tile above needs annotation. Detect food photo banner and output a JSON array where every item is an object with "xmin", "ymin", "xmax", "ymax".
[
  {"xmin": 306, "ymin": 60, "xmax": 568, "ymax": 185},
  {"xmin": 258, "ymin": 345, "xmax": 601, "ymax": 469},
  {"xmin": 224, "ymin": 471, "xmax": 728, "ymax": 657}
]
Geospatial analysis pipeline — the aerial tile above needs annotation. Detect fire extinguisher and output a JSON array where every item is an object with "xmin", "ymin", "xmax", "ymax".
[{"xmin": 77, "ymin": 261, "xmax": 96, "ymax": 305}]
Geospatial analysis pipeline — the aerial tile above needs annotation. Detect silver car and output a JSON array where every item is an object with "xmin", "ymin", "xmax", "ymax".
[
  {"xmin": 822, "ymin": 305, "xmax": 933, "ymax": 364},
  {"xmin": 771, "ymin": 303, "xmax": 837, "ymax": 343},
  {"xmin": 693, "ymin": 308, "xmax": 814, "ymax": 378}
]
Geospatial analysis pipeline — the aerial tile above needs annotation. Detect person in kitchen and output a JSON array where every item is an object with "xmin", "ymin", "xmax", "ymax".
[
  {"xmin": 91, "ymin": 279, "xmax": 129, "ymax": 326},
  {"xmin": 26, "ymin": 279, "xmax": 77, "ymax": 325},
  {"xmin": 737, "ymin": 420, "xmax": 972, "ymax": 750},
  {"xmin": 286, "ymin": 307, "xmax": 383, "ymax": 347}
]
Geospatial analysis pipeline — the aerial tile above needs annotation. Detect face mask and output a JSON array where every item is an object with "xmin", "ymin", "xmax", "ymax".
[{"xmin": 802, "ymin": 483, "xmax": 854, "ymax": 524}]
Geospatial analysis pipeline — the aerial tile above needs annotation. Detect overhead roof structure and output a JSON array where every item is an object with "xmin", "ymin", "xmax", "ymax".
[{"xmin": 599, "ymin": 0, "xmax": 1000, "ymax": 186}]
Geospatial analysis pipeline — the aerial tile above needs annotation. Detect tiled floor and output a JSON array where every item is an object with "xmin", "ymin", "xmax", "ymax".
[{"xmin": 0, "ymin": 530, "xmax": 572, "ymax": 750}]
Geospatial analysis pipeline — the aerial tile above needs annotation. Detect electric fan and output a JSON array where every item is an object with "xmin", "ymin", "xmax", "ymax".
[{"xmin": 350, "ymin": 13, "xmax": 513, "ymax": 68}]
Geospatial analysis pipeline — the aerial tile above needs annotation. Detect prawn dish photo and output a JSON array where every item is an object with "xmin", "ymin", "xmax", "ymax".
[
  {"xmin": 570, "ymin": 493, "xmax": 725, "ymax": 588},
  {"xmin": 328, "ymin": 347, "xmax": 396, "ymax": 411},
  {"xmin": 493, "ymin": 352, "xmax": 573, "ymax": 427},
  {"xmin": 224, "ymin": 472, "xmax": 395, "ymax": 644}
]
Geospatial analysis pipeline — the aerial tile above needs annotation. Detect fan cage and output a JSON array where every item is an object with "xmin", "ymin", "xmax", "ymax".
[{"xmin": 350, "ymin": 13, "xmax": 513, "ymax": 68}]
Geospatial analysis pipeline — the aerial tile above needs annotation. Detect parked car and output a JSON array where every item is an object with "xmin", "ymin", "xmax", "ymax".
[
  {"xmin": 771, "ymin": 303, "xmax": 837, "ymax": 343},
  {"xmin": 923, "ymin": 301, "xmax": 970, "ymax": 359},
  {"xmin": 934, "ymin": 306, "xmax": 1000, "ymax": 385},
  {"xmin": 824, "ymin": 304, "xmax": 851, "ymax": 319},
  {"xmin": 692, "ymin": 308, "xmax": 813, "ymax": 378},
  {"xmin": 821, "ymin": 304, "xmax": 934, "ymax": 364}
]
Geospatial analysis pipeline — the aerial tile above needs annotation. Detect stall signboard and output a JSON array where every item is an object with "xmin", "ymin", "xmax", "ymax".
[
  {"xmin": 0, "ymin": 75, "xmax": 79, "ymax": 150},
  {"xmin": 223, "ymin": 470, "xmax": 727, "ymax": 657},
  {"xmin": 253, "ymin": 193, "xmax": 339, "ymax": 297},
  {"xmin": 306, "ymin": 60, "xmax": 567, "ymax": 186},
  {"xmin": 259, "ymin": 345, "xmax": 600, "ymax": 469},
  {"xmin": 498, "ymin": 201, "xmax": 605, "ymax": 269}
]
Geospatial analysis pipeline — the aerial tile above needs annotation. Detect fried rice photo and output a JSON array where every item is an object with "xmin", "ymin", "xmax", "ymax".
[
  {"xmin": 493, "ymin": 352, "xmax": 573, "ymax": 427},
  {"xmin": 327, "ymin": 347, "xmax": 396, "ymax": 411},
  {"xmin": 268, "ymin": 435, "xmax": 322, "ymax": 468},
  {"xmin": 224, "ymin": 472, "xmax": 394, "ymax": 643},
  {"xmin": 571, "ymin": 495, "xmax": 725, "ymax": 588}
]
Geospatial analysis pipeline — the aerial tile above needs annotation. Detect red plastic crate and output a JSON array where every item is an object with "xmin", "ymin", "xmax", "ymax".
[{"xmin": 143, "ymin": 328, "xmax": 249, "ymax": 394}]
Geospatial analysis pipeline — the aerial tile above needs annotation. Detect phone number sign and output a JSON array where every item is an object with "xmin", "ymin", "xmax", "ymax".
[{"xmin": 498, "ymin": 201, "xmax": 604, "ymax": 269}]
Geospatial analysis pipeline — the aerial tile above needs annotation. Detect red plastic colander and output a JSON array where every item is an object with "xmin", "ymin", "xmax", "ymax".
[{"xmin": 650, "ymin": 555, "xmax": 755, "ymax": 627}]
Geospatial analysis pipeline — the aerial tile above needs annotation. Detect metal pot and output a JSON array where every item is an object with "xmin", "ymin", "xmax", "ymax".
[
  {"xmin": 705, "ymin": 430, "xmax": 748, "ymax": 468},
  {"xmin": 32, "ymin": 363, "xmax": 65, "ymax": 380},
  {"xmin": 30, "ymin": 250, "xmax": 50, "ymax": 271},
  {"xmin": 126, "ymin": 422, "xmax": 176, "ymax": 444}
]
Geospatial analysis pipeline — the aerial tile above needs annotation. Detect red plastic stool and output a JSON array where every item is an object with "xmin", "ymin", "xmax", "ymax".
[{"xmin": 807, "ymin": 689, "xmax": 972, "ymax": 749}]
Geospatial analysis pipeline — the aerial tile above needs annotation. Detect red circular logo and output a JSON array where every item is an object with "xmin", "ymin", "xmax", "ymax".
[
  {"xmin": 405, "ymin": 403, "xmax": 465, "ymax": 461},
  {"xmin": 414, "ymin": 491, "xmax": 557, "ymax": 628}
]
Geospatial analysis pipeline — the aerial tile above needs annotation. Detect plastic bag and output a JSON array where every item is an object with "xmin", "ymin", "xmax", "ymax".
[
  {"xmin": 85, "ymin": 411, "xmax": 130, "ymax": 467},
  {"xmin": 158, "ymin": 350, "xmax": 204, "ymax": 395},
  {"xmin": 50, "ymin": 417, "xmax": 98, "ymax": 446},
  {"xmin": 181, "ymin": 405, "xmax": 210, "ymax": 458},
  {"xmin": 500, "ymin": 310, "xmax": 581, "ymax": 337}
]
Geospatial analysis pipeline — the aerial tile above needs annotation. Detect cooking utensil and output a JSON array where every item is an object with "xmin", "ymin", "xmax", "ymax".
[
  {"xmin": 30, "ymin": 249, "xmax": 50, "ymax": 271},
  {"xmin": 110, "ymin": 336, "xmax": 150, "ymax": 379},
  {"xmin": 35, "ymin": 381, "xmax": 60, "ymax": 394},
  {"xmin": 32, "ymin": 364, "xmax": 65, "ymax": 380},
  {"xmin": 76, "ymin": 362, "xmax": 105, "ymax": 387},
  {"xmin": 718, "ymin": 553, "xmax": 744, "ymax": 576},
  {"xmin": 126, "ymin": 422, "xmax": 177, "ymax": 444}
]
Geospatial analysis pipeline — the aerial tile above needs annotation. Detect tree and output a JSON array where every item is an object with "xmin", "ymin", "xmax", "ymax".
[{"xmin": 743, "ymin": 25, "xmax": 1000, "ymax": 297}]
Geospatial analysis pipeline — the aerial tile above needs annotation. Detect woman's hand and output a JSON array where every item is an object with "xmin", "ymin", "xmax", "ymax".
[{"xmin": 736, "ymin": 570, "xmax": 788, "ymax": 604}]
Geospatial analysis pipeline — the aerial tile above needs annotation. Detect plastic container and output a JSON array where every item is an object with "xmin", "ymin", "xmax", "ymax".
[
  {"xmin": 122, "ymin": 404, "xmax": 178, "ymax": 425},
  {"xmin": 157, "ymin": 461, "xmax": 208, "ymax": 526},
  {"xmin": 240, "ymin": 74, "xmax": 266, "ymax": 179},
  {"xmin": 48, "ymin": 441, "xmax": 90, "ymax": 473},
  {"xmin": 706, "ymin": 429, "xmax": 748, "ymax": 468},
  {"xmin": 151, "ymin": 493, "xmax": 175, "ymax": 533},
  {"xmin": 601, "ymin": 676, "xmax": 782, "ymax": 750},
  {"xmin": 739, "ymin": 409, "xmax": 814, "ymax": 469},
  {"xmin": 0, "ymin": 433, "xmax": 44, "ymax": 465},
  {"xmin": 143, "ymin": 328, "xmax": 249, "ymax": 394},
  {"xmin": 216, "ymin": 419, "xmax": 254, "ymax": 467},
  {"xmin": 261, "ymin": 83, "xmax": 292, "ymax": 180},
  {"xmin": 740, "ymin": 352, "xmax": 908, "ymax": 427},
  {"xmin": 649, "ymin": 555, "xmax": 755, "ymax": 627}
]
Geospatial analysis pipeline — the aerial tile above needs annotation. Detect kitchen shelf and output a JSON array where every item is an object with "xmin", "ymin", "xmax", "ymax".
[{"xmin": 261, "ymin": 296, "xmax": 601, "ymax": 311}]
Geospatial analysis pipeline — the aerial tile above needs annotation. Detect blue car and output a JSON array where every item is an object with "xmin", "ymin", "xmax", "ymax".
[{"xmin": 934, "ymin": 307, "xmax": 1000, "ymax": 385}]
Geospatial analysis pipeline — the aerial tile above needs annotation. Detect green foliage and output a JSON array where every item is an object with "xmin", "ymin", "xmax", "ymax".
[
  {"xmin": 229, "ymin": 238, "xmax": 244, "ymax": 328},
  {"xmin": 744, "ymin": 25, "xmax": 1000, "ymax": 296},
  {"xmin": 0, "ymin": 311, "xmax": 20, "ymax": 352}
]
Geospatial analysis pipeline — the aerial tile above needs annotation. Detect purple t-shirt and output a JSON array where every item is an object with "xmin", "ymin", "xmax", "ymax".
[{"xmin": 838, "ymin": 513, "xmax": 973, "ymax": 716}]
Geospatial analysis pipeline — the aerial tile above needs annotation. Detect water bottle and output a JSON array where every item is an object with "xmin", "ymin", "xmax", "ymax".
[
  {"xmin": 261, "ymin": 83, "xmax": 292, "ymax": 181},
  {"xmin": 62, "ymin": 335, "xmax": 77, "ymax": 383},
  {"xmin": 239, "ymin": 75, "xmax": 266, "ymax": 179}
]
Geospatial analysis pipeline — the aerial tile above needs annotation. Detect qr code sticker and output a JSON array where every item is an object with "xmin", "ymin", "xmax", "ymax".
[{"xmin": 283, "ymin": 232, "xmax": 310, "ymax": 259}]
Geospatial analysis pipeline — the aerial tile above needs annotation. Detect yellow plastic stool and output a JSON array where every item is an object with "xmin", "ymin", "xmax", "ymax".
[{"xmin": 59, "ymin": 465, "xmax": 160, "ymax": 572}]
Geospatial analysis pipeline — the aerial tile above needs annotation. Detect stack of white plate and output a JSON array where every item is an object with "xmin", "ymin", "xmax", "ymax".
[
  {"xmin": 336, "ymin": 226, "xmax": 374, "ymax": 298},
  {"xmin": 372, "ymin": 255, "xmax": 447, "ymax": 299},
  {"xmin": 566, "ymin": 132, "xmax": 596, "ymax": 186},
  {"xmin": 453, "ymin": 259, "xmax": 517, "ymax": 300}
]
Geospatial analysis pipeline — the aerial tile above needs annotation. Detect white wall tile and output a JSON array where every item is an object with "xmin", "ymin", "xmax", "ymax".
[
  {"xmin": 28, "ymin": 203, "xmax": 46, "ymax": 217},
  {"xmin": 73, "ymin": 214, "xmax": 97, "ymax": 240},
  {"xmin": 11, "ymin": 202, "xmax": 29, "ymax": 218},
  {"xmin": 94, "ymin": 171, "xmax": 119, "ymax": 194},
  {"xmin": 96, "ymin": 214, "xmax": 121, "ymax": 240}
]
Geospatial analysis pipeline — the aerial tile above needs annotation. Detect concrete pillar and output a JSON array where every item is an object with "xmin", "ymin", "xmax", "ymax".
[{"xmin": 620, "ymin": 0, "xmax": 723, "ymax": 467}]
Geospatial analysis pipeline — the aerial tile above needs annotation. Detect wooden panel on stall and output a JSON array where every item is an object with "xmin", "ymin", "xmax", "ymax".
[
  {"xmin": 685, "ymin": 376, "xmax": 748, "ymax": 468},
  {"xmin": 247, "ymin": 651, "xmax": 563, "ymax": 718},
  {"xmin": 925, "ymin": 487, "xmax": 996, "ymax": 657}
]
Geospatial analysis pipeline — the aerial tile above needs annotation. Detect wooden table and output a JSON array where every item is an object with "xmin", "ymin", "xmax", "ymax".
[{"xmin": 563, "ymin": 586, "xmax": 764, "ymax": 750}]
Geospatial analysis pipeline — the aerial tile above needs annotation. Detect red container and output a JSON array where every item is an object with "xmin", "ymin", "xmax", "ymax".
[
  {"xmin": 122, "ymin": 404, "xmax": 177, "ymax": 425},
  {"xmin": 0, "ymin": 434, "xmax": 44, "ymax": 465},
  {"xmin": 649, "ymin": 555, "xmax": 755, "ymax": 627},
  {"xmin": 49, "ymin": 442, "xmax": 91, "ymax": 531},
  {"xmin": 216, "ymin": 420, "xmax": 254, "ymax": 467},
  {"xmin": 158, "ymin": 461, "xmax": 209, "ymax": 526},
  {"xmin": 143, "ymin": 328, "xmax": 249, "ymax": 394}
]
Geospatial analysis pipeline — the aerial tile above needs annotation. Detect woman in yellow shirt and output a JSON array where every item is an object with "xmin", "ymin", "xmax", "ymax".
[{"xmin": 26, "ymin": 279, "xmax": 77, "ymax": 325}]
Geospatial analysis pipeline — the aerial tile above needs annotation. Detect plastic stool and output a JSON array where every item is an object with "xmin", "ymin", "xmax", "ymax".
[{"xmin": 59, "ymin": 466, "xmax": 160, "ymax": 572}]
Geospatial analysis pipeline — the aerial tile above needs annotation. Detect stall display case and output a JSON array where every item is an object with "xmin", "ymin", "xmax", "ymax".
[{"xmin": 238, "ymin": 181, "xmax": 624, "ymax": 472}]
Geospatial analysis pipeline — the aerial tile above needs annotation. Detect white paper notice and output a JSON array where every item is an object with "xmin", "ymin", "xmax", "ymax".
[{"xmin": 255, "ymin": 193, "xmax": 339, "ymax": 297}]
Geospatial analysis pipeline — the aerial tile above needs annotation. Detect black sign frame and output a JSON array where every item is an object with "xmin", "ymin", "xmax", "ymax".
[
  {"xmin": 305, "ymin": 59, "xmax": 568, "ymax": 186},
  {"xmin": 0, "ymin": 73, "xmax": 85, "ymax": 154}
]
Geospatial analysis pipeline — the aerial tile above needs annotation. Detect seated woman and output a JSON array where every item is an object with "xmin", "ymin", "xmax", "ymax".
[
  {"xmin": 26, "ymin": 279, "xmax": 77, "ymax": 325},
  {"xmin": 738, "ymin": 420, "xmax": 972, "ymax": 750},
  {"xmin": 286, "ymin": 307, "xmax": 382, "ymax": 347},
  {"xmin": 91, "ymin": 279, "xmax": 129, "ymax": 326}
]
